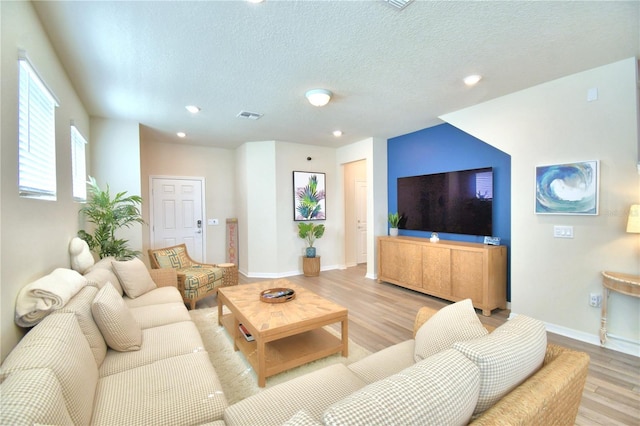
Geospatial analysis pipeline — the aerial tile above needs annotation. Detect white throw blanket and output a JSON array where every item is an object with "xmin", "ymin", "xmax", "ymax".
[{"xmin": 15, "ymin": 268, "xmax": 87, "ymax": 327}]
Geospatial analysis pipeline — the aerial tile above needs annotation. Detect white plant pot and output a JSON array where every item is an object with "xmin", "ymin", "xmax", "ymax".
[{"xmin": 389, "ymin": 227, "xmax": 399, "ymax": 237}]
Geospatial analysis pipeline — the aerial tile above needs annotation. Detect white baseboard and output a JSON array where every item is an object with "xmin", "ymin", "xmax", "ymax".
[
  {"xmin": 241, "ymin": 264, "xmax": 342, "ymax": 279},
  {"xmin": 509, "ymin": 312, "xmax": 640, "ymax": 357}
]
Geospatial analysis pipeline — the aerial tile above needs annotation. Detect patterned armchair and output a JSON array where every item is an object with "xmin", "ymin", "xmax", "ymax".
[{"xmin": 148, "ymin": 244, "xmax": 224, "ymax": 310}]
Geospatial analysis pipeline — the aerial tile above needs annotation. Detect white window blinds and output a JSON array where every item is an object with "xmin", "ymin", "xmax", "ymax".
[
  {"xmin": 71, "ymin": 124, "xmax": 88, "ymax": 202},
  {"xmin": 18, "ymin": 53, "xmax": 59, "ymax": 200}
]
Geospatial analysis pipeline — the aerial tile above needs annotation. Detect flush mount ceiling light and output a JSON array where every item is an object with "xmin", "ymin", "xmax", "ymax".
[
  {"xmin": 185, "ymin": 105, "xmax": 201, "ymax": 114},
  {"xmin": 384, "ymin": 0, "xmax": 414, "ymax": 10},
  {"xmin": 305, "ymin": 89, "xmax": 332, "ymax": 107},
  {"xmin": 333, "ymin": 130, "xmax": 343, "ymax": 137},
  {"xmin": 177, "ymin": 132, "xmax": 186, "ymax": 138},
  {"xmin": 463, "ymin": 75, "xmax": 482, "ymax": 86}
]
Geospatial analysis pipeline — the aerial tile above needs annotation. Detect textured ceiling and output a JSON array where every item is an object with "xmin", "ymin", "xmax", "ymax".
[{"xmin": 32, "ymin": 0, "xmax": 639, "ymax": 149}]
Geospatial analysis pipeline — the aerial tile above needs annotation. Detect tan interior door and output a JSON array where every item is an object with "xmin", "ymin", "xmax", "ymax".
[
  {"xmin": 356, "ymin": 179, "xmax": 367, "ymax": 264},
  {"xmin": 151, "ymin": 177, "xmax": 204, "ymax": 262}
]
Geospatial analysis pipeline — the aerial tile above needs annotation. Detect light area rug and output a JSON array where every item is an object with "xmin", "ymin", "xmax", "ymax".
[{"xmin": 190, "ymin": 307, "xmax": 371, "ymax": 405}]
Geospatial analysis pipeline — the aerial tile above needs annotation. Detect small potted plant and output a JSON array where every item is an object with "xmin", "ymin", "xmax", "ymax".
[
  {"xmin": 388, "ymin": 212, "xmax": 401, "ymax": 237},
  {"xmin": 297, "ymin": 222, "xmax": 325, "ymax": 258}
]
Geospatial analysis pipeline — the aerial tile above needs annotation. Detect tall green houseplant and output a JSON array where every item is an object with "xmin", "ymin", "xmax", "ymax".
[{"xmin": 78, "ymin": 176, "xmax": 145, "ymax": 260}]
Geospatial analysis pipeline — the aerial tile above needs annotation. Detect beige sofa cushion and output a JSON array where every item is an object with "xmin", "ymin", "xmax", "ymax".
[
  {"xmin": 0, "ymin": 368, "xmax": 74, "ymax": 426},
  {"xmin": 57, "ymin": 285, "xmax": 107, "ymax": 365},
  {"xmin": 414, "ymin": 298, "xmax": 487, "ymax": 362},
  {"xmin": 283, "ymin": 410, "xmax": 323, "ymax": 426},
  {"xmin": 84, "ymin": 256, "xmax": 124, "ymax": 295},
  {"xmin": 92, "ymin": 352, "xmax": 227, "ymax": 425},
  {"xmin": 124, "ymin": 285, "xmax": 183, "ymax": 308},
  {"xmin": 0, "ymin": 313, "xmax": 98, "ymax": 426},
  {"xmin": 348, "ymin": 339, "xmax": 415, "ymax": 383},
  {"xmin": 129, "ymin": 302, "xmax": 191, "ymax": 329},
  {"xmin": 112, "ymin": 258, "xmax": 157, "ymax": 298},
  {"xmin": 99, "ymin": 320, "xmax": 205, "ymax": 377},
  {"xmin": 322, "ymin": 348, "xmax": 480, "ymax": 426},
  {"xmin": 92, "ymin": 282, "xmax": 142, "ymax": 351},
  {"xmin": 453, "ymin": 314, "xmax": 547, "ymax": 416},
  {"xmin": 224, "ymin": 363, "xmax": 367, "ymax": 426}
]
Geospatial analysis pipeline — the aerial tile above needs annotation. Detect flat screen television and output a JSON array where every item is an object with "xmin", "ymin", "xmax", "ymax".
[{"xmin": 397, "ymin": 167, "xmax": 493, "ymax": 236}]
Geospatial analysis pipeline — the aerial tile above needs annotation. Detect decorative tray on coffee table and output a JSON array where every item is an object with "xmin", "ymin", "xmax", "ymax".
[{"xmin": 260, "ymin": 288, "xmax": 296, "ymax": 303}]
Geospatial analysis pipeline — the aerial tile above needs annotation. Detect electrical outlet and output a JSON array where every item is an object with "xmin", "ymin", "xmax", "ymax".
[{"xmin": 589, "ymin": 293, "xmax": 602, "ymax": 308}]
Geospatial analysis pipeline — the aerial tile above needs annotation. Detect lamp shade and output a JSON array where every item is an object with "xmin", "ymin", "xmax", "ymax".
[
  {"xmin": 305, "ymin": 89, "xmax": 332, "ymax": 107},
  {"xmin": 626, "ymin": 204, "xmax": 640, "ymax": 233}
]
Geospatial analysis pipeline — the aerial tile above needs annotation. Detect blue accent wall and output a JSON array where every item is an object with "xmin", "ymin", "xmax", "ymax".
[{"xmin": 388, "ymin": 123, "xmax": 512, "ymax": 300}]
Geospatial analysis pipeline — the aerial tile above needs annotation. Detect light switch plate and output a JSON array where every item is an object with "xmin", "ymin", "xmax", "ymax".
[{"xmin": 553, "ymin": 225, "xmax": 574, "ymax": 238}]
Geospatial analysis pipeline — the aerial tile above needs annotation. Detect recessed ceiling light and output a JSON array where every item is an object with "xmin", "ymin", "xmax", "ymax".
[
  {"xmin": 185, "ymin": 105, "xmax": 201, "ymax": 114},
  {"xmin": 177, "ymin": 132, "xmax": 186, "ymax": 138},
  {"xmin": 463, "ymin": 75, "xmax": 482, "ymax": 86},
  {"xmin": 247, "ymin": 0, "xmax": 264, "ymax": 3},
  {"xmin": 333, "ymin": 130, "xmax": 343, "ymax": 137}
]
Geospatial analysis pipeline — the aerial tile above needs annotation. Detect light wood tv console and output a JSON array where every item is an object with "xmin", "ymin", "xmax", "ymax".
[{"xmin": 377, "ymin": 236, "xmax": 507, "ymax": 316}]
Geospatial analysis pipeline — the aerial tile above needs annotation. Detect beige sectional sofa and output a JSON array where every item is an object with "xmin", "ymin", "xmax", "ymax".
[
  {"xmin": 224, "ymin": 299, "xmax": 591, "ymax": 426},
  {"xmin": 1, "ymin": 258, "xmax": 228, "ymax": 425},
  {"xmin": 2, "ymin": 256, "xmax": 590, "ymax": 426}
]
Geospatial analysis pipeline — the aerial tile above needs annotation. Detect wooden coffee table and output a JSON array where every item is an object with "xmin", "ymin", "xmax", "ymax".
[{"xmin": 217, "ymin": 279, "xmax": 348, "ymax": 387}]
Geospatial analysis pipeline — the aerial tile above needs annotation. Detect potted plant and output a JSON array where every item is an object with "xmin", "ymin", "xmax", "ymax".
[
  {"xmin": 297, "ymin": 222, "xmax": 325, "ymax": 258},
  {"xmin": 78, "ymin": 176, "xmax": 145, "ymax": 260},
  {"xmin": 388, "ymin": 212, "xmax": 401, "ymax": 236}
]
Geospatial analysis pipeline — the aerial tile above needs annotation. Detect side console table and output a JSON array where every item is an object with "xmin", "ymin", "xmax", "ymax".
[{"xmin": 600, "ymin": 271, "xmax": 640, "ymax": 345}]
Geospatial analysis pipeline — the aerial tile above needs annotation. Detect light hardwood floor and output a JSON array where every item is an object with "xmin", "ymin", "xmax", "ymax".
[{"xmin": 198, "ymin": 264, "xmax": 640, "ymax": 425}]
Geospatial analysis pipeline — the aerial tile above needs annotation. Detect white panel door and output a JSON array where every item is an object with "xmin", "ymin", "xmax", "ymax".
[
  {"xmin": 356, "ymin": 179, "xmax": 367, "ymax": 264},
  {"xmin": 151, "ymin": 177, "xmax": 204, "ymax": 262}
]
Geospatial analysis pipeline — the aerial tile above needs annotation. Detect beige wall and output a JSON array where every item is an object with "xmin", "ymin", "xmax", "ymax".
[
  {"xmin": 140, "ymin": 139, "xmax": 236, "ymax": 265},
  {"xmin": 442, "ymin": 58, "xmax": 640, "ymax": 354},
  {"xmin": 1, "ymin": 1, "xmax": 90, "ymax": 361},
  {"xmin": 344, "ymin": 160, "xmax": 367, "ymax": 267}
]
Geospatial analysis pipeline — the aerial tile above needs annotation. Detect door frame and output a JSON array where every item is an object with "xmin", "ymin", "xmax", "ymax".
[
  {"xmin": 355, "ymin": 178, "xmax": 367, "ymax": 264},
  {"xmin": 148, "ymin": 175, "xmax": 206, "ymax": 260}
]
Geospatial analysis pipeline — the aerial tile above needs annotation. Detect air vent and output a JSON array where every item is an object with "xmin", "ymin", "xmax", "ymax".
[
  {"xmin": 384, "ymin": 0, "xmax": 413, "ymax": 10},
  {"xmin": 236, "ymin": 111, "xmax": 263, "ymax": 120}
]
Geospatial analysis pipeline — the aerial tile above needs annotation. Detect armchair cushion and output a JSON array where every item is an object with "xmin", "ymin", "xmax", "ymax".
[
  {"xmin": 151, "ymin": 246, "xmax": 191, "ymax": 269},
  {"xmin": 111, "ymin": 258, "xmax": 157, "ymax": 299},
  {"xmin": 180, "ymin": 267, "xmax": 224, "ymax": 290}
]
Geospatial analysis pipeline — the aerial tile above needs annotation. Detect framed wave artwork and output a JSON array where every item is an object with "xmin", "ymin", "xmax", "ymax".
[{"xmin": 535, "ymin": 160, "xmax": 599, "ymax": 215}]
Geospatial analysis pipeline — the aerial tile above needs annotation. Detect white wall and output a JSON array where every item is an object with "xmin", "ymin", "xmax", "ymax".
[
  {"xmin": 241, "ymin": 141, "xmax": 279, "ymax": 275},
  {"xmin": 336, "ymin": 137, "xmax": 388, "ymax": 279},
  {"xmin": 276, "ymin": 141, "xmax": 339, "ymax": 275},
  {"xmin": 139, "ymin": 139, "xmax": 236, "ymax": 265},
  {"xmin": 442, "ymin": 58, "xmax": 640, "ymax": 355},
  {"xmin": 90, "ymin": 118, "xmax": 143, "ymax": 254},
  {"xmin": 1, "ymin": 1, "xmax": 90, "ymax": 361}
]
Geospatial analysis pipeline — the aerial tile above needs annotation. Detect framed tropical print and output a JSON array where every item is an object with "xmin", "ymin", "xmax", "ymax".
[{"xmin": 293, "ymin": 171, "xmax": 326, "ymax": 221}]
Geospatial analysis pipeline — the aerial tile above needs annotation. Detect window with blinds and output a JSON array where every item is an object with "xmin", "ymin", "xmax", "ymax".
[
  {"xmin": 18, "ymin": 53, "xmax": 59, "ymax": 200},
  {"xmin": 71, "ymin": 124, "xmax": 87, "ymax": 202}
]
